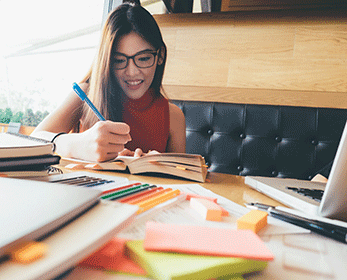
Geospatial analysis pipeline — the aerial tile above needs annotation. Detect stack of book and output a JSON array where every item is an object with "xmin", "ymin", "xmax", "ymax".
[{"xmin": 0, "ymin": 132, "xmax": 61, "ymax": 178}]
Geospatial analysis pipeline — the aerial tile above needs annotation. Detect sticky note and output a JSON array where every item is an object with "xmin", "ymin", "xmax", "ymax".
[
  {"xmin": 237, "ymin": 210, "xmax": 268, "ymax": 233},
  {"xmin": 185, "ymin": 193, "xmax": 218, "ymax": 203},
  {"xmin": 65, "ymin": 163, "xmax": 85, "ymax": 169},
  {"xmin": 79, "ymin": 237, "xmax": 147, "ymax": 275},
  {"xmin": 144, "ymin": 222, "xmax": 274, "ymax": 261},
  {"xmin": 85, "ymin": 163, "xmax": 102, "ymax": 169},
  {"xmin": 9, "ymin": 241, "xmax": 48, "ymax": 263},
  {"xmin": 127, "ymin": 240, "xmax": 268, "ymax": 280},
  {"xmin": 190, "ymin": 198, "xmax": 222, "ymax": 221}
]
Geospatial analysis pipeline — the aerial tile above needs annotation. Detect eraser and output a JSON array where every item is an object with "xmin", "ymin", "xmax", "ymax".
[
  {"xmin": 216, "ymin": 204, "xmax": 229, "ymax": 217},
  {"xmin": 237, "ymin": 210, "xmax": 268, "ymax": 233},
  {"xmin": 190, "ymin": 198, "xmax": 222, "ymax": 221},
  {"xmin": 9, "ymin": 241, "xmax": 48, "ymax": 263}
]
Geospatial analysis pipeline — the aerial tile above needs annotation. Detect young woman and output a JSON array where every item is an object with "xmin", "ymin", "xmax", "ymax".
[{"xmin": 32, "ymin": 3, "xmax": 186, "ymax": 162}]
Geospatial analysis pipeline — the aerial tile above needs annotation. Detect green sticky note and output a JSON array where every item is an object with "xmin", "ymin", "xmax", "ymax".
[{"xmin": 126, "ymin": 240, "xmax": 267, "ymax": 280}]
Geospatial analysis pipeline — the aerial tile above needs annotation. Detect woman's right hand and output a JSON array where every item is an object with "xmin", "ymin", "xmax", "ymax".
[{"xmin": 56, "ymin": 121, "xmax": 131, "ymax": 162}]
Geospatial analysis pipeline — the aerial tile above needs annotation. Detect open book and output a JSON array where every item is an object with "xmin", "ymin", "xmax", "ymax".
[{"xmin": 63, "ymin": 153, "xmax": 208, "ymax": 183}]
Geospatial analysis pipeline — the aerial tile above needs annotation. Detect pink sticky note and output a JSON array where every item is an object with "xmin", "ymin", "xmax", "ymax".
[
  {"xmin": 144, "ymin": 222, "xmax": 274, "ymax": 261},
  {"xmin": 185, "ymin": 193, "xmax": 218, "ymax": 203},
  {"xmin": 79, "ymin": 237, "xmax": 147, "ymax": 275}
]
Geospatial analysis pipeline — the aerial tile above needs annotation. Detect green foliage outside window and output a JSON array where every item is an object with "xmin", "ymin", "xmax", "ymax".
[{"xmin": 0, "ymin": 107, "xmax": 49, "ymax": 127}]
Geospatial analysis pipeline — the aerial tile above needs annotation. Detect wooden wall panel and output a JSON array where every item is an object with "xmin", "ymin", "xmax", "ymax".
[
  {"xmin": 227, "ymin": 57, "xmax": 347, "ymax": 92},
  {"xmin": 221, "ymin": 0, "xmax": 345, "ymax": 12},
  {"xmin": 154, "ymin": 10, "xmax": 347, "ymax": 108},
  {"xmin": 294, "ymin": 25, "xmax": 347, "ymax": 59}
]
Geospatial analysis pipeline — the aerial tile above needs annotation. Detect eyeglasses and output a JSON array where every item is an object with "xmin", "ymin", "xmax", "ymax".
[{"xmin": 113, "ymin": 49, "xmax": 159, "ymax": 70}]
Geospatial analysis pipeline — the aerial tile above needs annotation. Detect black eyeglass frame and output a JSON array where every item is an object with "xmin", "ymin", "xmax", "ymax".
[{"xmin": 113, "ymin": 49, "xmax": 160, "ymax": 70}]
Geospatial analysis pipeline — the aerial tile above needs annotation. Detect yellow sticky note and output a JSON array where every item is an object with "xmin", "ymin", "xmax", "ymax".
[
  {"xmin": 10, "ymin": 241, "xmax": 48, "ymax": 263},
  {"xmin": 237, "ymin": 210, "xmax": 268, "ymax": 233}
]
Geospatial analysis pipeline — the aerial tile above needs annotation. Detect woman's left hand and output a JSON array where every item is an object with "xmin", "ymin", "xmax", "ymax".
[{"xmin": 118, "ymin": 148, "xmax": 159, "ymax": 157}]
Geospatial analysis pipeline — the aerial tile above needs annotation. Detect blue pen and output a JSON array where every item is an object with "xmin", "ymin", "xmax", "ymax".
[{"xmin": 72, "ymin": 82, "xmax": 106, "ymax": 121}]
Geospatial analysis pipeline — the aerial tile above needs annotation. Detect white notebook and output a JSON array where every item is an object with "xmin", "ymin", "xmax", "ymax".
[
  {"xmin": 0, "ymin": 177, "xmax": 138, "ymax": 280},
  {"xmin": 0, "ymin": 132, "xmax": 54, "ymax": 158}
]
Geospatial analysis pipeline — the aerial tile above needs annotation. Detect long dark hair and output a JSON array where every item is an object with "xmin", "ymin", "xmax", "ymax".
[{"xmin": 79, "ymin": 3, "xmax": 167, "ymax": 129}]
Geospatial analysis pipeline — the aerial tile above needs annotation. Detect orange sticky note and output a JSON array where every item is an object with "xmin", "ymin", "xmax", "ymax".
[
  {"xmin": 85, "ymin": 163, "xmax": 102, "ymax": 169},
  {"xmin": 79, "ymin": 237, "xmax": 147, "ymax": 275},
  {"xmin": 65, "ymin": 163, "xmax": 85, "ymax": 169},
  {"xmin": 190, "ymin": 198, "xmax": 222, "ymax": 221},
  {"xmin": 237, "ymin": 210, "xmax": 268, "ymax": 233},
  {"xmin": 144, "ymin": 222, "xmax": 274, "ymax": 261},
  {"xmin": 10, "ymin": 241, "xmax": 48, "ymax": 263}
]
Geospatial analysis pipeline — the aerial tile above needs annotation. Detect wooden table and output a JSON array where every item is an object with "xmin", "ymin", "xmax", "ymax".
[
  {"xmin": 61, "ymin": 166, "xmax": 286, "ymax": 208},
  {"xmin": 57, "ymin": 167, "xmax": 346, "ymax": 280}
]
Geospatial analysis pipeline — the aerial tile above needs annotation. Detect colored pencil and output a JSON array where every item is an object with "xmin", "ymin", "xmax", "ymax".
[
  {"xmin": 110, "ymin": 185, "xmax": 158, "ymax": 201},
  {"xmin": 136, "ymin": 189, "xmax": 181, "ymax": 214},
  {"xmin": 101, "ymin": 182, "xmax": 142, "ymax": 195},
  {"xmin": 101, "ymin": 184, "xmax": 150, "ymax": 200},
  {"xmin": 118, "ymin": 187, "xmax": 163, "ymax": 203},
  {"xmin": 128, "ymin": 188, "xmax": 172, "ymax": 205}
]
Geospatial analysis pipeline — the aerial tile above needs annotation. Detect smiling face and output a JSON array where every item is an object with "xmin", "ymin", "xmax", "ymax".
[{"xmin": 113, "ymin": 32, "xmax": 162, "ymax": 100}]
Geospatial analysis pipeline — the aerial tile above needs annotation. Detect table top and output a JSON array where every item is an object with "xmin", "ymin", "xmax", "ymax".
[
  {"xmin": 62, "ymin": 167, "xmax": 286, "ymax": 208},
  {"xmin": 54, "ymin": 166, "xmax": 347, "ymax": 280}
]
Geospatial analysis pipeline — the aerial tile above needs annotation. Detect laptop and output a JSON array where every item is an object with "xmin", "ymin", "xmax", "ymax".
[{"xmin": 245, "ymin": 121, "xmax": 347, "ymax": 222}]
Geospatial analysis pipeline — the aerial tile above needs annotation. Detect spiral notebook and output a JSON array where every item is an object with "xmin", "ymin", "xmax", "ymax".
[
  {"xmin": 0, "ymin": 132, "xmax": 54, "ymax": 158},
  {"xmin": 0, "ymin": 133, "xmax": 59, "ymax": 172}
]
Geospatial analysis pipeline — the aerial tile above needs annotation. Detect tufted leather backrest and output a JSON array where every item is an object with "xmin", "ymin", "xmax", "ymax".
[{"xmin": 171, "ymin": 100, "xmax": 347, "ymax": 180}]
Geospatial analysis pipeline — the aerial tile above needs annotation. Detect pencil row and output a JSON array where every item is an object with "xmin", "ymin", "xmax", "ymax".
[{"xmin": 100, "ymin": 182, "xmax": 181, "ymax": 214}]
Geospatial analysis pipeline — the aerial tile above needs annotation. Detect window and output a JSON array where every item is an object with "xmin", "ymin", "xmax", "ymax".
[
  {"xmin": 0, "ymin": 0, "xmax": 104, "ymax": 125},
  {"xmin": 0, "ymin": 0, "xmax": 183, "ymax": 127}
]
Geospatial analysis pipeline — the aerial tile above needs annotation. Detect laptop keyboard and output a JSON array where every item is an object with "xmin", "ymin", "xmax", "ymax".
[{"xmin": 286, "ymin": 186, "xmax": 324, "ymax": 202}]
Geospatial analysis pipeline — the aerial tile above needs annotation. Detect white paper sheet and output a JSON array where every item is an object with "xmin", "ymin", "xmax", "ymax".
[{"xmin": 117, "ymin": 183, "xmax": 309, "ymax": 240}]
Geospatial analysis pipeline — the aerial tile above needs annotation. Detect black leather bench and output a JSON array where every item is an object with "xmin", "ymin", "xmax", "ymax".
[{"xmin": 171, "ymin": 100, "xmax": 347, "ymax": 180}]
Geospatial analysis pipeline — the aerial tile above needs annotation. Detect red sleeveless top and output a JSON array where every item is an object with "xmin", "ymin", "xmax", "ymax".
[{"xmin": 122, "ymin": 89, "xmax": 170, "ymax": 153}]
